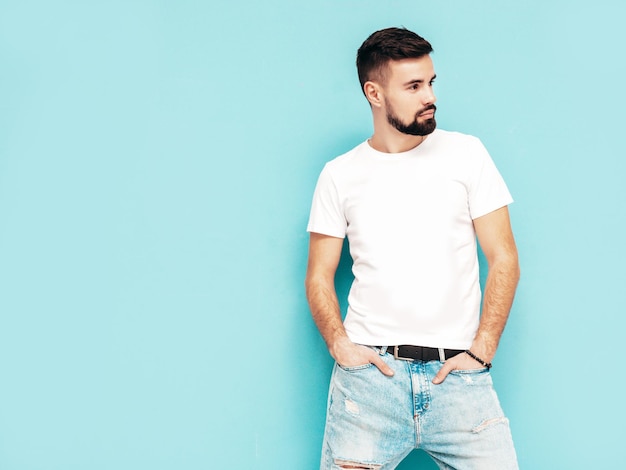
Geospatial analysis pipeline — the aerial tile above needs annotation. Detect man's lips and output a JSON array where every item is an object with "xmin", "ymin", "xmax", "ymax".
[{"xmin": 418, "ymin": 106, "xmax": 436, "ymax": 118}]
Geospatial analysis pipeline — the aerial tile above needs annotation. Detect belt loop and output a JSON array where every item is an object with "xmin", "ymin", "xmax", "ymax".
[
  {"xmin": 438, "ymin": 348, "xmax": 446, "ymax": 362},
  {"xmin": 379, "ymin": 346, "xmax": 388, "ymax": 355}
]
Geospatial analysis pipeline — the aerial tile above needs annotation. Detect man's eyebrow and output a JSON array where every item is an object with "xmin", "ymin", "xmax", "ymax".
[{"xmin": 403, "ymin": 74, "xmax": 437, "ymax": 87}]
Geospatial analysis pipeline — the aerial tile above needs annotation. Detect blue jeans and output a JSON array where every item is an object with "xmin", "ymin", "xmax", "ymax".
[{"xmin": 320, "ymin": 347, "xmax": 518, "ymax": 469}]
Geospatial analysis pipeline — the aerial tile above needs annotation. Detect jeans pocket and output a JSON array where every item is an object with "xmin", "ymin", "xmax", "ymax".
[
  {"xmin": 337, "ymin": 362, "xmax": 375, "ymax": 372},
  {"xmin": 449, "ymin": 367, "xmax": 489, "ymax": 376}
]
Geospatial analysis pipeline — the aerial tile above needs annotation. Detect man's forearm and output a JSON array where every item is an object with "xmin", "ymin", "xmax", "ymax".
[
  {"xmin": 471, "ymin": 256, "xmax": 520, "ymax": 362},
  {"xmin": 305, "ymin": 277, "xmax": 348, "ymax": 353},
  {"xmin": 305, "ymin": 274, "xmax": 395, "ymax": 376}
]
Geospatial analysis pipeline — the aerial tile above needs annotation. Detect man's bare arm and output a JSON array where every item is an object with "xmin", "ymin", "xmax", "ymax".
[
  {"xmin": 305, "ymin": 232, "xmax": 393, "ymax": 376},
  {"xmin": 470, "ymin": 206, "xmax": 520, "ymax": 362},
  {"xmin": 305, "ymin": 233, "xmax": 345, "ymax": 349},
  {"xmin": 433, "ymin": 206, "xmax": 520, "ymax": 383}
]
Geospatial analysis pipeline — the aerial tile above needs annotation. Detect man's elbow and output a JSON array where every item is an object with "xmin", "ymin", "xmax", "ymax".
[
  {"xmin": 490, "ymin": 251, "xmax": 520, "ymax": 283},
  {"xmin": 505, "ymin": 255, "xmax": 520, "ymax": 286},
  {"xmin": 305, "ymin": 273, "xmax": 330, "ymax": 300}
]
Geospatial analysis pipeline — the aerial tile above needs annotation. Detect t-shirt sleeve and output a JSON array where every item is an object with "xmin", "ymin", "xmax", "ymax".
[
  {"xmin": 306, "ymin": 164, "xmax": 347, "ymax": 238},
  {"xmin": 468, "ymin": 138, "xmax": 514, "ymax": 219}
]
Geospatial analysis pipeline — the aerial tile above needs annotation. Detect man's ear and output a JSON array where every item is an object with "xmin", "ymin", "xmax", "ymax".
[{"xmin": 363, "ymin": 81, "xmax": 383, "ymax": 108}]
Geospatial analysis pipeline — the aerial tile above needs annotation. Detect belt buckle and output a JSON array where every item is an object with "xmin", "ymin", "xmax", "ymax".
[{"xmin": 393, "ymin": 346, "xmax": 414, "ymax": 362}]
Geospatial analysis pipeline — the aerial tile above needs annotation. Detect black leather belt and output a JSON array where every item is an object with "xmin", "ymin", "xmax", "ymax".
[{"xmin": 382, "ymin": 345, "xmax": 465, "ymax": 362}]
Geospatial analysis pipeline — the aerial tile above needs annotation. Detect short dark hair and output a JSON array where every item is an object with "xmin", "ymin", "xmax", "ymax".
[{"xmin": 356, "ymin": 27, "xmax": 433, "ymax": 93}]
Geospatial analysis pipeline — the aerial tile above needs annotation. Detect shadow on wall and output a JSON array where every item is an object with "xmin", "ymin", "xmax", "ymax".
[{"xmin": 334, "ymin": 238, "xmax": 354, "ymax": 313}]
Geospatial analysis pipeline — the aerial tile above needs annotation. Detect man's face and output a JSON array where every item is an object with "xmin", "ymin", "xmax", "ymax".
[{"xmin": 381, "ymin": 56, "xmax": 437, "ymax": 136}]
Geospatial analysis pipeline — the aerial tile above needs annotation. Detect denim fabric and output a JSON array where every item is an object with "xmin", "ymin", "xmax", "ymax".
[{"xmin": 320, "ymin": 348, "xmax": 518, "ymax": 470}]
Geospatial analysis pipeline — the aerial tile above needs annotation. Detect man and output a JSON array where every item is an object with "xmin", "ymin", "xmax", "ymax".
[{"xmin": 305, "ymin": 27, "xmax": 520, "ymax": 469}]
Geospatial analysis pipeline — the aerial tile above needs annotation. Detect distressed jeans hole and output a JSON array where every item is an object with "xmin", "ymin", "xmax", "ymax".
[
  {"xmin": 334, "ymin": 459, "xmax": 382, "ymax": 470},
  {"xmin": 472, "ymin": 416, "xmax": 508, "ymax": 434}
]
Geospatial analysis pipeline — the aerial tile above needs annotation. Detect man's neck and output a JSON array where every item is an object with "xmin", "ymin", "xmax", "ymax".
[{"xmin": 368, "ymin": 127, "xmax": 429, "ymax": 154}]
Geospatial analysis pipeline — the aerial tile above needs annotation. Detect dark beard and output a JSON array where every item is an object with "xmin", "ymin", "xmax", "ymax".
[{"xmin": 386, "ymin": 105, "xmax": 437, "ymax": 136}]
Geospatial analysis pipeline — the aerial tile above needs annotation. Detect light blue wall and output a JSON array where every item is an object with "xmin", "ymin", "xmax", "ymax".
[{"xmin": 1, "ymin": 1, "xmax": 624, "ymax": 468}]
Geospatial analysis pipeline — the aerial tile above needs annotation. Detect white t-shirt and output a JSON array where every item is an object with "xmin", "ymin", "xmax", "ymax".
[{"xmin": 307, "ymin": 129, "xmax": 513, "ymax": 349}]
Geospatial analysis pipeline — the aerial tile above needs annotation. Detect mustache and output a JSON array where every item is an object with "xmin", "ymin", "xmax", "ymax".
[{"xmin": 418, "ymin": 105, "xmax": 437, "ymax": 115}]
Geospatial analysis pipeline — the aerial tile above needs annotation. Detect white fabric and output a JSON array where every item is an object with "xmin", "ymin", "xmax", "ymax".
[{"xmin": 307, "ymin": 129, "xmax": 513, "ymax": 348}]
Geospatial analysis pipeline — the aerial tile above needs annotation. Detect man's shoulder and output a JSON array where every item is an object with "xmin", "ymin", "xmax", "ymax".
[
  {"xmin": 427, "ymin": 129, "xmax": 487, "ymax": 160},
  {"xmin": 431, "ymin": 128, "xmax": 481, "ymax": 145},
  {"xmin": 323, "ymin": 141, "xmax": 368, "ymax": 170}
]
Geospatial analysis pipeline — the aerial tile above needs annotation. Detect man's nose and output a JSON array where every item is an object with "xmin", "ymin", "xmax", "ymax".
[{"xmin": 423, "ymin": 88, "xmax": 436, "ymax": 105}]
